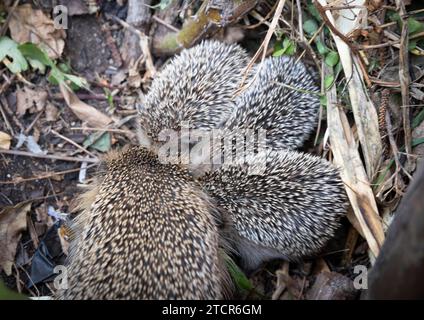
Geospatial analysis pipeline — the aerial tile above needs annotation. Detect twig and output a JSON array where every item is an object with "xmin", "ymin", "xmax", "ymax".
[
  {"xmin": 50, "ymin": 129, "xmax": 98, "ymax": 159},
  {"xmin": 0, "ymin": 0, "xmax": 20, "ymax": 36},
  {"xmin": 385, "ymin": 109, "xmax": 412, "ymax": 181},
  {"xmin": 0, "ymin": 96, "xmax": 24, "ymax": 132},
  {"xmin": 238, "ymin": 0, "xmax": 286, "ymax": 94},
  {"xmin": 0, "ymin": 149, "xmax": 99, "ymax": 163},
  {"xmin": 152, "ymin": 15, "xmax": 180, "ymax": 32},
  {"xmin": 70, "ymin": 127, "xmax": 132, "ymax": 134},
  {"xmin": 396, "ymin": 0, "xmax": 413, "ymax": 172},
  {"xmin": 0, "ymin": 98, "xmax": 14, "ymax": 136},
  {"xmin": 0, "ymin": 164, "xmax": 96, "ymax": 185},
  {"xmin": 296, "ymin": 0, "xmax": 304, "ymax": 42},
  {"xmin": 24, "ymin": 111, "xmax": 43, "ymax": 135}
]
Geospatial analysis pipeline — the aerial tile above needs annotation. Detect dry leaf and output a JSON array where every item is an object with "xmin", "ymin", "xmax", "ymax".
[
  {"xmin": 318, "ymin": 0, "xmax": 382, "ymax": 179},
  {"xmin": 9, "ymin": 4, "xmax": 66, "ymax": 59},
  {"xmin": 0, "ymin": 202, "xmax": 31, "ymax": 276},
  {"xmin": 16, "ymin": 87, "xmax": 48, "ymax": 117},
  {"xmin": 0, "ymin": 131, "xmax": 12, "ymax": 150},
  {"xmin": 59, "ymin": 83, "xmax": 112, "ymax": 127},
  {"xmin": 326, "ymin": 65, "xmax": 385, "ymax": 259},
  {"xmin": 45, "ymin": 102, "xmax": 59, "ymax": 121}
]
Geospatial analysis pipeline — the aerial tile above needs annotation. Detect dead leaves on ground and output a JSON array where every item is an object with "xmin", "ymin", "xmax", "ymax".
[
  {"xmin": 59, "ymin": 83, "xmax": 112, "ymax": 127},
  {"xmin": 0, "ymin": 202, "xmax": 31, "ymax": 276},
  {"xmin": 0, "ymin": 131, "xmax": 12, "ymax": 149},
  {"xmin": 16, "ymin": 87, "xmax": 48, "ymax": 117},
  {"xmin": 9, "ymin": 4, "xmax": 65, "ymax": 59}
]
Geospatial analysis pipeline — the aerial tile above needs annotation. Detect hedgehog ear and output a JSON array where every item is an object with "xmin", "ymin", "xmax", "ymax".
[
  {"xmin": 200, "ymin": 149, "xmax": 347, "ymax": 271},
  {"xmin": 224, "ymin": 56, "xmax": 320, "ymax": 150}
]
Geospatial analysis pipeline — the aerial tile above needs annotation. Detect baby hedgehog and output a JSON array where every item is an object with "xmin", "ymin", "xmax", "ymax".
[
  {"xmin": 137, "ymin": 40, "xmax": 248, "ymax": 150},
  {"xmin": 59, "ymin": 146, "xmax": 227, "ymax": 299},
  {"xmin": 224, "ymin": 56, "xmax": 320, "ymax": 150},
  {"xmin": 200, "ymin": 149, "xmax": 348, "ymax": 270}
]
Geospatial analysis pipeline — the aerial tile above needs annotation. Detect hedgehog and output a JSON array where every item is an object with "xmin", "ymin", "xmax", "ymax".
[
  {"xmin": 223, "ymin": 56, "xmax": 320, "ymax": 151},
  {"xmin": 200, "ymin": 148, "xmax": 348, "ymax": 270},
  {"xmin": 137, "ymin": 40, "xmax": 249, "ymax": 152},
  {"xmin": 58, "ymin": 146, "xmax": 229, "ymax": 299},
  {"xmin": 62, "ymin": 41, "xmax": 347, "ymax": 299}
]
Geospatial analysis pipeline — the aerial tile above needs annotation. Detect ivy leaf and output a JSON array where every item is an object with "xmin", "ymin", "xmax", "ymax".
[
  {"xmin": 324, "ymin": 74, "xmax": 335, "ymax": 90},
  {"xmin": 316, "ymin": 38, "xmax": 329, "ymax": 55},
  {"xmin": 83, "ymin": 132, "xmax": 111, "ymax": 153},
  {"xmin": 408, "ymin": 17, "xmax": 424, "ymax": 35},
  {"xmin": 325, "ymin": 51, "xmax": 339, "ymax": 67},
  {"xmin": 18, "ymin": 42, "xmax": 54, "ymax": 67},
  {"xmin": 0, "ymin": 36, "xmax": 28, "ymax": 73},
  {"xmin": 273, "ymin": 38, "xmax": 296, "ymax": 57},
  {"xmin": 303, "ymin": 19, "xmax": 319, "ymax": 36}
]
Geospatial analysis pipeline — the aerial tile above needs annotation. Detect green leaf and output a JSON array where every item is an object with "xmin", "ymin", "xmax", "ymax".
[
  {"xmin": 412, "ymin": 108, "xmax": 424, "ymax": 129},
  {"xmin": 408, "ymin": 17, "xmax": 424, "ymax": 35},
  {"xmin": 325, "ymin": 51, "xmax": 339, "ymax": 67},
  {"xmin": 324, "ymin": 74, "xmax": 335, "ymax": 90},
  {"xmin": 303, "ymin": 19, "xmax": 319, "ymax": 36},
  {"xmin": 320, "ymin": 95, "xmax": 327, "ymax": 107},
  {"xmin": 334, "ymin": 60, "xmax": 343, "ymax": 75},
  {"xmin": 307, "ymin": 2, "xmax": 322, "ymax": 22},
  {"xmin": 18, "ymin": 42, "xmax": 54, "ymax": 67},
  {"xmin": 0, "ymin": 36, "xmax": 28, "ymax": 73},
  {"xmin": 315, "ymin": 38, "xmax": 329, "ymax": 55},
  {"xmin": 84, "ymin": 132, "xmax": 111, "ymax": 152},
  {"xmin": 225, "ymin": 256, "xmax": 253, "ymax": 293},
  {"xmin": 408, "ymin": 39, "xmax": 417, "ymax": 51},
  {"xmin": 27, "ymin": 58, "xmax": 46, "ymax": 74},
  {"xmin": 48, "ymin": 67, "xmax": 65, "ymax": 85},
  {"xmin": 412, "ymin": 137, "xmax": 424, "ymax": 147},
  {"xmin": 104, "ymin": 88, "xmax": 114, "ymax": 109},
  {"xmin": 64, "ymin": 73, "xmax": 89, "ymax": 89},
  {"xmin": 273, "ymin": 38, "xmax": 296, "ymax": 57},
  {"xmin": 0, "ymin": 281, "xmax": 27, "ymax": 300},
  {"xmin": 58, "ymin": 62, "xmax": 71, "ymax": 73}
]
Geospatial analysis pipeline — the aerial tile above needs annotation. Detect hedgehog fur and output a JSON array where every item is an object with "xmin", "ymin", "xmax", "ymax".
[
  {"xmin": 200, "ymin": 148, "xmax": 348, "ymax": 270},
  {"xmin": 137, "ymin": 40, "xmax": 249, "ymax": 150},
  {"xmin": 59, "ymin": 146, "xmax": 228, "ymax": 299},
  {"xmin": 223, "ymin": 56, "xmax": 320, "ymax": 151}
]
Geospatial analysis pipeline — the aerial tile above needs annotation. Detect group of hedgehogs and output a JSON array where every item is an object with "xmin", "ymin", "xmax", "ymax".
[{"xmin": 57, "ymin": 41, "xmax": 348, "ymax": 299}]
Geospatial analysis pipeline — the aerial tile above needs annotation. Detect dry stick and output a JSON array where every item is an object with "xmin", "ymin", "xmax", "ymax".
[
  {"xmin": 296, "ymin": 0, "xmax": 304, "ymax": 42},
  {"xmin": 245, "ymin": 3, "xmax": 277, "ymax": 29},
  {"xmin": 50, "ymin": 129, "xmax": 98, "ymax": 159},
  {"xmin": 70, "ymin": 127, "xmax": 132, "ymax": 134},
  {"xmin": 0, "ymin": 164, "xmax": 96, "ymax": 185},
  {"xmin": 0, "ymin": 0, "xmax": 20, "ymax": 36},
  {"xmin": 0, "ymin": 96, "xmax": 24, "ymax": 132},
  {"xmin": 0, "ymin": 99, "xmax": 14, "ymax": 136},
  {"xmin": 152, "ymin": 15, "xmax": 180, "ymax": 32},
  {"xmin": 237, "ymin": 0, "xmax": 286, "ymax": 95},
  {"xmin": 106, "ymin": 13, "xmax": 156, "ymax": 77},
  {"xmin": 24, "ymin": 111, "xmax": 43, "ymax": 135},
  {"xmin": 396, "ymin": 0, "xmax": 413, "ymax": 173},
  {"xmin": 385, "ymin": 109, "xmax": 412, "ymax": 181},
  {"xmin": 0, "ymin": 149, "xmax": 98, "ymax": 163}
]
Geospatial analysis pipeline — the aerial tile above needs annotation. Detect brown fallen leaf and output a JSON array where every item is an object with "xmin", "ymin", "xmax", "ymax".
[
  {"xmin": 45, "ymin": 102, "xmax": 59, "ymax": 122},
  {"xmin": 0, "ymin": 202, "xmax": 31, "ymax": 276},
  {"xmin": 16, "ymin": 87, "xmax": 48, "ymax": 117},
  {"xmin": 0, "ymin": 131, "xmax": 12, "ymax": 150},
  {"xmin": 9, "ymin": 4, "xmax": 66, "ymax": 59},
  {"xmin": 59, "ymin": 83, "xmax": 112, "ymax": 128}
]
